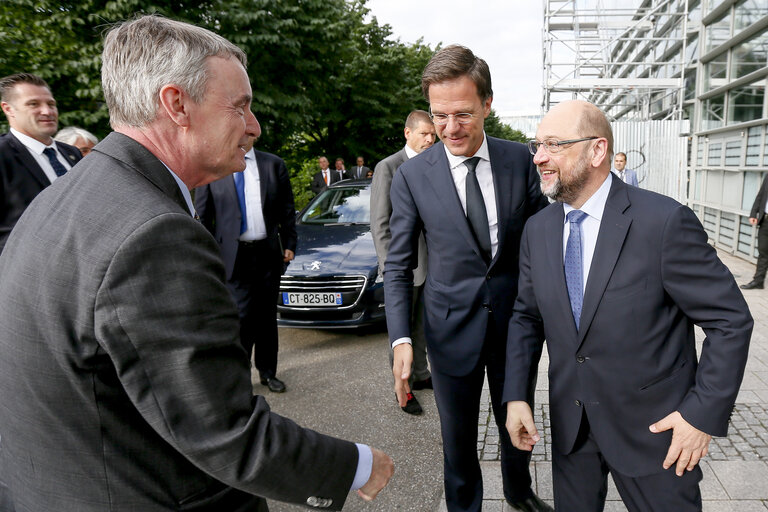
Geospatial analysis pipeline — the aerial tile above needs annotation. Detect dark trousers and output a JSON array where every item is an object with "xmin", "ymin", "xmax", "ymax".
[
  {"xmin": 552, "ymin": 412, "xmax": 703, "ymax": 512},
  {"xmin": 227, "ymin": 240, "xmax": 282, "ymax": 379},
  {"xmin": 431, "ymin": 316, "xmax": 537, "ymax": 512},
  {"xmin": 753, "ymin": 221, "xmax": 768, "ymax": 283}
]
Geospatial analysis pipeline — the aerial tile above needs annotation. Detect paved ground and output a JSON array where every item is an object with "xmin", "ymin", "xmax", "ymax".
[
  {"xmin": 261, "ymin": 248, "xmax": 767, "ymax": 511},
  {"xmin": 464, "ymin": 249, "xmax": 768, "ymax": 511}
]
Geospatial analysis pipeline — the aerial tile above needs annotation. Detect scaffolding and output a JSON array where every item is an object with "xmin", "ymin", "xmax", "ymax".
[{"xmin": 543, "ymin": 0, "xmax": 691, "ymax": 121}]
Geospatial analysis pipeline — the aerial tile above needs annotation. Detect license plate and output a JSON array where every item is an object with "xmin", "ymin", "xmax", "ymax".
[{"xmin": 282, "ymin": 292, "xmax": 342, "ymax": 306}]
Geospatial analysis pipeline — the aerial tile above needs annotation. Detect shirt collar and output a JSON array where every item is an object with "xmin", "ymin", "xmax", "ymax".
[
  {"xmin": 443, "ymin": 132, "xmax": 490, "ymax": 169},
  {"xmin": 563, "ymin": 172, "xmax": 613, "ymax": 223},
  {"xmin": 11, "ymin": 127, "xmax": 56, "ymax": 154},
  {"xmin": 404, "ymin": 144, "xmax": 419, "ymax": 160},
  {"xmin": 159, "ymin": 161, "xmax": 196, "ymax": 216}
]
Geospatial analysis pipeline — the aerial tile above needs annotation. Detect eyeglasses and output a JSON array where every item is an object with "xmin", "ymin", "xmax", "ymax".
[
  {"xmin": 527, "ymin": 137, "xmax": 599, "ymax": 155},
  {"xmin": 429, "ymin": 109, "xmax": 475, "ymax": 126}
]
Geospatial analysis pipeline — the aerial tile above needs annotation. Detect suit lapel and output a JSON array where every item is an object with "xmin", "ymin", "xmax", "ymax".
[
  {"xmin": 544, "ymin": 205, "xmax": 577, "ymax": 336},
  {"xmin": 425, "ymin": 142, "xmax": 483, "ymax": 259},
  {"xmin": 488, "ymin": 139, "xmax": 509, "ymax": 268},
  {"xmin": 8, "ymin": 134, "xmax": 51, "ymax": 187},
  {"xmin": 577, "ymin": 179, "xmax": 631, "ymax": 346}
]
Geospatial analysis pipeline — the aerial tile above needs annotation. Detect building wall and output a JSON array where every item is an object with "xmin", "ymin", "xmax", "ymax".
[{"xmin": 689, "ymin": 0, "xmax": 767, "ymax": 263}]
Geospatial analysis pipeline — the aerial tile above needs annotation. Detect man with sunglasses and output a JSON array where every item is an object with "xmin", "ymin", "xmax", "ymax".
[
  {"xmin": 384, "ymin": 45, "xmax": 550, "ymax": 512},
  {"xmin": 504, "ymin": 100, "xmax": 752, "ymax": 511}
]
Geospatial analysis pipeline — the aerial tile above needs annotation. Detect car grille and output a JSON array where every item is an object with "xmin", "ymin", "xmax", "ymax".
[{"xmin": 279, "ymin": 275, "xmax": 367, "ymax": 309}]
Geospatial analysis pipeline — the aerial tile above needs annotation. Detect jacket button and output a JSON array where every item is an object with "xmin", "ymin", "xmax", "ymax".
[
  {"xmin": 576, "ymin": 356, "xmax": 585, "ymax": 363},
  {"xmin": 574, "ymin": 400, "xmax": 582, "ymax": 407}
]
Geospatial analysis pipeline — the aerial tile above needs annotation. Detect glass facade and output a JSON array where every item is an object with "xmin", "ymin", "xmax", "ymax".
[{"xmin": 691, "ymin": 0, "xmax": 768, "ymax": 262}]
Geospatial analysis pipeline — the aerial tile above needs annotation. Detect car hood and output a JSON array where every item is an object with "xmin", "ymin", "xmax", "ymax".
[{"xmin": 286, "ymin": 224, "xmax": 378, "ymax": 275}]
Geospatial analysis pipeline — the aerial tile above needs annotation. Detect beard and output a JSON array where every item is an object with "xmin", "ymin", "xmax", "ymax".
[{"xmin": 540, "ymin": 150, "xmax": 591, "ymax": 204}]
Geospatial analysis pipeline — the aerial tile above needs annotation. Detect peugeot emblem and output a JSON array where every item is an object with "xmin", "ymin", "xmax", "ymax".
[{"xmin": 309, "ymin": 260, "xmax": 322, "ymax": 271}]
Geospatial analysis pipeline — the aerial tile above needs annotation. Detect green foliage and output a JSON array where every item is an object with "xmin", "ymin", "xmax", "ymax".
[
  {"xmin": 290, "ymin": 158, "xmax": 320, "ymax": 211},
  {"xmin": 0, "ymin": 0, "xmax": 436, "ymax": 166},
  {"xmin": 484, "ymin": 109, "xmax": 528, "ymax": 143}
]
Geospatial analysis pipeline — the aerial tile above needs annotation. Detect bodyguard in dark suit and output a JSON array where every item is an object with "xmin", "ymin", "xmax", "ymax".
[
  {"xmin": 0, "ymin": 73, "xmax": 82, "ymax": 253},
  {"xmin": 351, "ymin": 156, "xmax": 371, "ymax": 179},
  {"xmin": 196, "ymin": 135, "xmax": 296, "ymax": 393},
  {"xmin": 384, "ymin": 45, "xmax": 550, "ymax": 512},
  {"xmin": 504, "ymin": 100, "xmax": 752, "ymax": 511},
  {"xmin": 740, "ymin": 173, "xmax": 768, "ymax": 289},
  {"xmin": 310, "ymin": 155, "xmax": 341, "ymax": 195},
  {"xmin": 0, "ymin": 15, "xmax": 392, "ymax": 511}
]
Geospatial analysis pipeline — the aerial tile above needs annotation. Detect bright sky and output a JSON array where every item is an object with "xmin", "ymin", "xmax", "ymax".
[{"xmin": 365, "ymin": 0, "xmax": 545, "ymax": 115}]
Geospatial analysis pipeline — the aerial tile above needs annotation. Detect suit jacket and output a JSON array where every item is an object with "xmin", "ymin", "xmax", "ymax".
[
  {"xmin": 624, "ymin": 168, "xmax": 639, "ymax": 187},
  {"xmin": 0, "ymin": 132, "xmax": 82, "ymax": 253},
  {"xmin": 195, "ymin": 150, "xmax": 297, "ymax": 280},
  {"xmin": 310, "ymin": 168, "xmax": 345, "ymax": 195},
  {"xmin": 384, "ymin": 138, "xmax": 548, "ymax": 376},
  {"xmin": 370, "ymin": 148, "xmax": 427, "ymax": 285},
  {"xmin": 503, "ymin": 177, "xmax": 753, "ymax": 477},
  {"xmin": 350, "ymin": 165, "xmax": 371, "ymax": 179},
  {"xmin": 0, "ymin": 132, "xmax": 357, "ymax": 511},
  {"xmin": 749, "ymin": 174, "xmax": 768, "ymax": 226}
]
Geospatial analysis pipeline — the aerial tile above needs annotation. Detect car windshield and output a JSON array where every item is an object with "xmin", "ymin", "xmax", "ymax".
[{"xmin": 300, "ymin": 186, "xmax": 371, "ymax": 225}]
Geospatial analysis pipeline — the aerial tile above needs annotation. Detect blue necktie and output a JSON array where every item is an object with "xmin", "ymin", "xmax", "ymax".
[
  {"xmin": 43, "ymin": 147, "xmax": 67, "ymax": 177},
  {"xmin": 234, "ymin": 170, "xmax": 247, "ymax": 234},
  {"xmin": 565, "ymin": 210, "xmax": 588, "ymax": 329}
]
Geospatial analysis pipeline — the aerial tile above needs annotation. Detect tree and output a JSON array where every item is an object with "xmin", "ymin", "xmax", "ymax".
[{"xmin": 484, "ymin": 109, "xmax": 528, "ymax": 143}]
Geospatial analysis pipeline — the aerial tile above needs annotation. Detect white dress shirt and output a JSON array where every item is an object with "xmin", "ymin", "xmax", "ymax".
[
  {"xmin": 11, "ymin": 127, "xmax": 73, "ymax": 184},
  {"xmin": 239, "ymin": 149, "xmax": 267, "ymax": 241},
  {"xmin": 444, "ymin": 132, "xmax": 499, "ymax": 258},
  {"xmin": 562, "ymin": 173, "xmax": 613, "ymax": 293},
  {"xmin": 404, "ymin": 144, "xmax": 418, "ymax": 160}
]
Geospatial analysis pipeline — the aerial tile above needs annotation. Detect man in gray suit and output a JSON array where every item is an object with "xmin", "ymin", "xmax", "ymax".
[
  {"xmin": 0, "ymin": 15, "xmax": 392, "ymax": 511},
  {"xmin": 370, "ymin": 109, "xmax": 436, "ymax": 415}
]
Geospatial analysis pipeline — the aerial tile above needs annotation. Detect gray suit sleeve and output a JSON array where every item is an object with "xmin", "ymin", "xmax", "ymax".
[
  {"xmin": 94, "ymin": 213, "xmax": 358, "ymax": 508},
  {"xmin": 370, "ymin": 160, "xmax": 396, "ymax": 273}
]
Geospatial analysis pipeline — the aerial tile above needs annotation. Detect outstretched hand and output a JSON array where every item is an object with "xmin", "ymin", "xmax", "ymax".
[
  {"xmin": 649, "ymin": 411, "xmax": 712, "ymax": 476},
  {"xmin": 357, "ymin": 447, "xmax": 394, "ymax": 501}
]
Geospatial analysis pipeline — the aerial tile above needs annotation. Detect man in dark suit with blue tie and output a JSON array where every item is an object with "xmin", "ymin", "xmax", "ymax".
[
  {"xmin": 0, "ymin": 73, "xmax": 82, "ymax": 253},
  {"xmin": 384, "ymin": 45, "xmax": 551, "ymax": 512},
  {"xmin": 196, "ymin": 130, "xmax": 296, "ymax": 393},
  {"xmin": 504, "ymin": 100, "xmax": 752, "ymax": 511}
]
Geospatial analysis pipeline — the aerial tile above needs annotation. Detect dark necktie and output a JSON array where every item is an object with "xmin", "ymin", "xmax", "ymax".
[
  {"xmin": 43, "ymin": 147, "xmax": 67, "ymax": 177},
  {"xmin": 234, "ymin": 170, "xmax": 247, "ymax": 234},
  {"xmin": 564, "ymin": 210, "xmax": 588, "ymax": 329},
  {"xmin": 464, "ymin": 157, "xmax": 491, "ymax": 262}
]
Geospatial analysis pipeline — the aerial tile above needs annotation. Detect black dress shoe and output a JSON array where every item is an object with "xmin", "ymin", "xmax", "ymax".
[
  {"xmin": 399, "ymin": 392, "xmax": 423, "ymax": 415},
  {"xmin": 740, "ymin": 280, "xmax": 764, "ymax": 290},
  {"xmin": 260, "ymin": 376, "xmax": 286, "ymax": 393},
  {"xmin": 507, "ymin": 494, "xmax": 554, "ymax": 512},
  {"xmin": 412, "ymin": 377, "xmax": 433, "ymax": 390}
]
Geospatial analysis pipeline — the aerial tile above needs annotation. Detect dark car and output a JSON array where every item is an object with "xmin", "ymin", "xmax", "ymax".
[{"xmin": 277, "ymin": 179, "xmax": 385, "ymax": 328}]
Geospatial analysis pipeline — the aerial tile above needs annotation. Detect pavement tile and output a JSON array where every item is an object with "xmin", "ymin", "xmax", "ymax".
[
  {"xmin": 708, "ymin": 461, "xmax": 768, "ymax": 499},
  {"xmin": 702, "ymin": 501, "xmax": 768, "ymax": 511}
]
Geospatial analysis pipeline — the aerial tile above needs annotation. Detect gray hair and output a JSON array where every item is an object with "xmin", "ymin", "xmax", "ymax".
[
  {"xmin": 54, "ymin": 126, "xmax": 99, "ymax": 146},
  {"xmin": 101, "ymin": 15, "xmax": 247, "ymax": 129}
]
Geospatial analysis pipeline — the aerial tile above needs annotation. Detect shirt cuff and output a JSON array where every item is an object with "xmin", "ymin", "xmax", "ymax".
[
  {"xmin": 350, "ymin": 443, "xmax": 373, "ymax": 490},
  {"xmin": 391, "ymin": 337, "xmax": 412, "ymax": 349}
]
